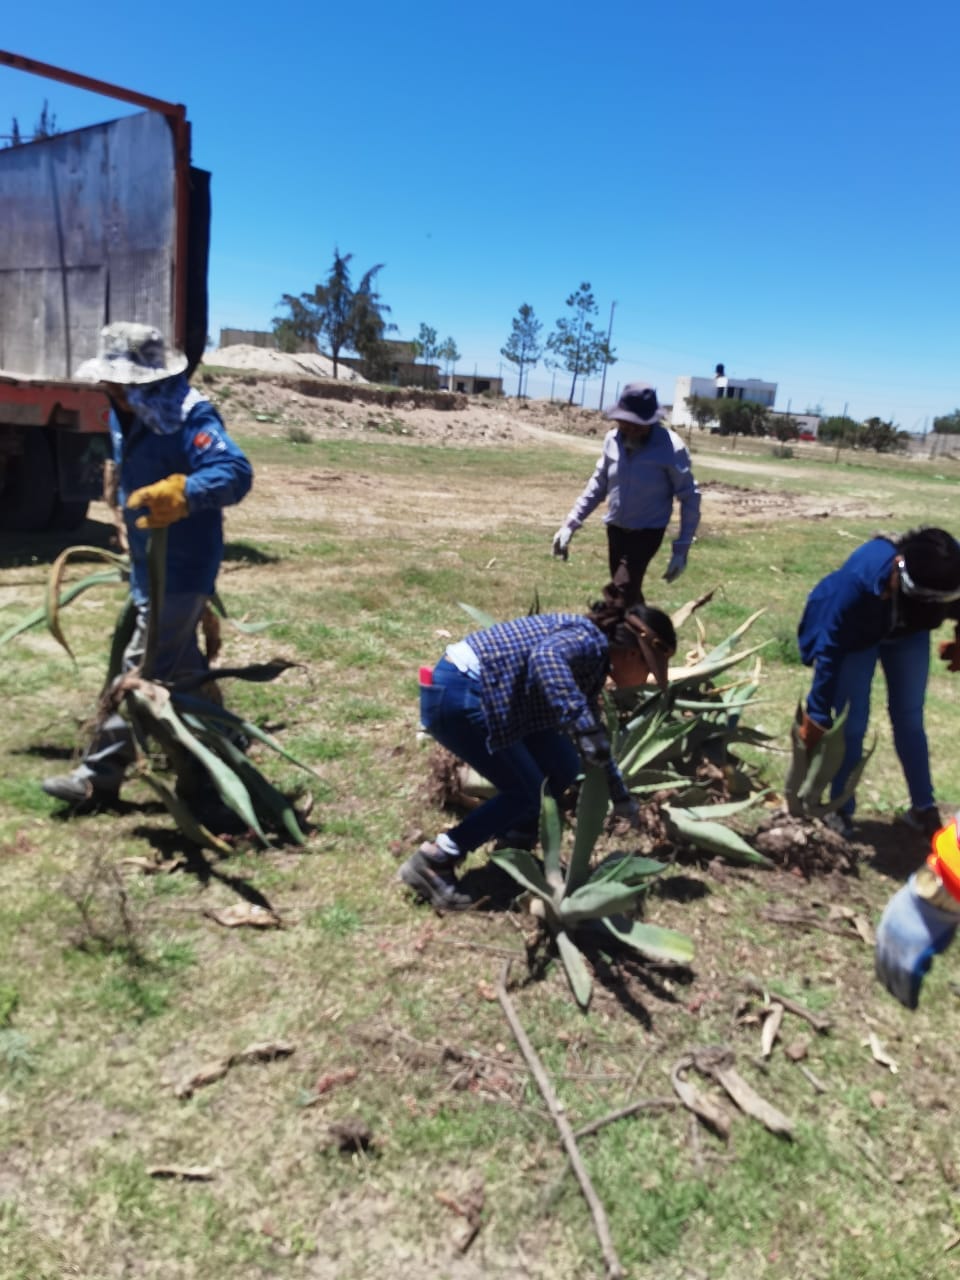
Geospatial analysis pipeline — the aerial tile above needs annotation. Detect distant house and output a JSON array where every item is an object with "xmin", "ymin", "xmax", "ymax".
[
  {"xmin": 218, "ymin": 327, "xmax": 315, "ymax": 354},
  {"xmin": 672, "ymin": 363, "xmax": 777, "ymax": 428},
  {"xmin": 438, "ymin": 372, "xmax": 504, "ymax": 396},
  {"xmin": 340, "ymin": 340, "xmax": 440, "ymax": 388}
]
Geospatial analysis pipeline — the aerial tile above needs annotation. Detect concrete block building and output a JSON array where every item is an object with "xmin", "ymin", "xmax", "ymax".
[{"xmin": 672, "ymin": 364, "xmax": 777, "ymax": 428}]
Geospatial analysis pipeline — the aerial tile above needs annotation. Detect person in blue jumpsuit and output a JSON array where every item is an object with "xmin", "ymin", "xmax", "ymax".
[
  {"xmin": 552, "ymin": 383, "xmax": 701, "ymax": 605},
  {"xmin": 796, "ymin": 527, "xmax": 960, "ymax": 837},
  {"xmin": 42, "ymin": 322, "xmax": 253, "ymax": 806}
]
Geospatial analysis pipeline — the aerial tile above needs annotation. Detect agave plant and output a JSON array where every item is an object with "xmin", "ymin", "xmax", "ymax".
[
  {"xmin": 2, "ymin": 531, "xmax": 314, "ymax": 853},
  {"xmin": 492, "ymin": 766, "xmax": 694, "ymax": 1010},
  {"xmin": 783, "ymin": 702, "xmax": 874, "ymax": 820}
]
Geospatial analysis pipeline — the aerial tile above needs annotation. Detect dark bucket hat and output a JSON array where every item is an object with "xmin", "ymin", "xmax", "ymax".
[{"xmin": 605, "ymin": 382, "xmax": 666, "ymax": 427}]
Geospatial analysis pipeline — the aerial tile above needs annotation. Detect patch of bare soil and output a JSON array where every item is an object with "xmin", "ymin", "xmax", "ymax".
[{"xmin": 699, "ymin": 479, "xmax": 893, "ymax": 523}]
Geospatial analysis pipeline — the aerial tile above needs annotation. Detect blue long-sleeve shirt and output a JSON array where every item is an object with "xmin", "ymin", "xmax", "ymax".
[
  {"xmin": 109, "ymin": 390, "xmax": 253, "ymax": 605},
  {"xmin": 564, "ymin": 425, "xmax": 701, "ymax": 549},
  {"xmin": 463, "ymin": 613, "xmax": 630, "ymax": 802}
]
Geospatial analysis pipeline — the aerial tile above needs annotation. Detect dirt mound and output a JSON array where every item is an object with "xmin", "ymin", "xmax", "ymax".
[{"xmin": 203, "ymin": 344, "xmax": 367, "ymax": 382}]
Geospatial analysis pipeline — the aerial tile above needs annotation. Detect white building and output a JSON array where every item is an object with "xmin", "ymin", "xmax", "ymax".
[{"xmin": 672, "ymin": 364, "xmax": 777, "ymax": 428}]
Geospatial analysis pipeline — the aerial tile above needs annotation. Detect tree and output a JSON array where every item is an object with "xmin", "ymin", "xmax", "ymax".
[
  {"xmin": 860, "ymin": 417, "xmax": 909, "ymax": 454},
  {"xmin": 272, "ymin": 250, "xmax": 394, "ymax": 377},
  {"xmin": 4, "ymin": 100, "xmax": 58, "ymax": 148},
  {"xmin": 545, "ymin": 283, "xmax": 615, "ymax": 405},
  {"xmin": 933, "ymin": 409, "xmax": 960, "ymax": 435},
  {"xmin": 684, "ymin": 393, "xmax": 717, "ymax": 432},
  {"xmin": 501, "ymin": 303, "xmax": 544, "ymax": 398},
  {"xmin": 771, "ymin": 414, "xmax": 800, "ymax": 442},
  {"xmin": 714, "ymin": 398, "xmax": 765, "ymax": 438},
  {"xmin": 413, "ymin": 324, "xmax": 440, "ymax": 388},
  {"xmin": 437, "ymin": 337, "xmax": 460, "ymax": 380},
  {"xmin": 818, "ymin": 415, "xmax": 862, "ymax": 448}
]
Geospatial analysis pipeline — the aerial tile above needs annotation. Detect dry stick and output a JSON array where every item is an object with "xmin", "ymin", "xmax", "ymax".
[
  {"xmin": 496, "ymin": 961, "xmax": 624, "ymax": 1280},
  {"xmin": 741, "ymin": 976, "xmax": 832, "ymax": 1034},
  {"xmin": 574, "ymin": 1097, "xmax": 678, "ymax": 1140}
]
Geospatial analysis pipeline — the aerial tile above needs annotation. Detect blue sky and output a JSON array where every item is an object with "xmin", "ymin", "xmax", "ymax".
[{"xmin": 2, "ymin": 2, "xmax": 957, "ymax": 428}]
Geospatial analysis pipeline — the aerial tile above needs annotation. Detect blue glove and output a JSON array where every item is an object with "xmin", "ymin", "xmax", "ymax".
[
  {"xmin": 875, "ymin": 873, "xmax": 960, "ymax": 1009},
  {"xmin": 663, "ymin": 548, "xmax": 688, "ymax": 583}
]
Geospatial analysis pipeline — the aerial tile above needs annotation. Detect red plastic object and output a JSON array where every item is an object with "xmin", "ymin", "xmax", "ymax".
[{"xmin": 419, "ymin": 665, "xmax": 433, "ymax": 686}]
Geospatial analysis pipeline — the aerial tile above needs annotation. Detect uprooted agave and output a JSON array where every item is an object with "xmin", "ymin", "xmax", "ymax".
[
  {"xmin": 492, "ymin": 766, "xmax": 694, "ymax": 1010},
  {"xmin": 783, "ymin": 702, "xmax": 874, "ymax": 821},
  {"xmin": 2, "ymin": 530, "xmax": 316, "ymax": 853}
]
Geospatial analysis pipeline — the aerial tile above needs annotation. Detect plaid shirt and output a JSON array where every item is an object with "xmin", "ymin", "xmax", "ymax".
[{"xmin": 464, "ymin": 613, "xmax": 630, "ymax": 803}]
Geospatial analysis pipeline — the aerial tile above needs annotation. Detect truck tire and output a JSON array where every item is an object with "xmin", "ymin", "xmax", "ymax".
[{"xmin": 0, "ymin": 429, "xmax": 57, "ymax": 532}]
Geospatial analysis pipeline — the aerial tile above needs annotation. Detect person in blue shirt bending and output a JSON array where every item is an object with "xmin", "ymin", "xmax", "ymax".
[
  {"xmin": 552, "ymin": 383, "xmax": 701, "ymax": 605},
  {"xmin": 796, "ymin": 527, "xmax": 960, "ymax": 838},
  {"xmin": 42, "ymin": 323, "xmax": 253, "ymax": 808}
]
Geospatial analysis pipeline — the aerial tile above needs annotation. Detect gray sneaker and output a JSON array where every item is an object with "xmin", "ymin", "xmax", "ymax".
[
  {"xmin": 398, "ymin": 843, "xmax": 472, "ymax": 910},
  {"xmin": 41, "ymin": 770, "xmax": 120, "ymax": 807}
]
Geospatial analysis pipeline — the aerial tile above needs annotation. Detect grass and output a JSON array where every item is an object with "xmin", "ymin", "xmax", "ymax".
[{"xmin": 1, "ymin": 411, "xmax": 960, "ymax": 1278}]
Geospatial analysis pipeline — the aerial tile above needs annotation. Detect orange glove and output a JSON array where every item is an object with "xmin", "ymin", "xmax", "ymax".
[
  {"xmin": 939, "ymin": 625, "xmax": 960, "ymax": 672},
  {"xmin": 126, "ymin": 473, "xmax": 189, "ymax": 529},
  {"xmin": 798, "ymin": 710, "xmax": 827, "ymax": 750}
]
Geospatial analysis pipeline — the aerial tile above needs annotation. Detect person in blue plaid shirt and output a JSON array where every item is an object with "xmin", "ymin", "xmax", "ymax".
[{"xmin": 399, "ymin": 572, "xmax": 677, "ymax": 910}]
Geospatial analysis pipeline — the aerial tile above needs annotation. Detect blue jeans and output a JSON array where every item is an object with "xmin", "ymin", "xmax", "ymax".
[
  {"xmin": 831, "ymin": 630, "xmax": 932, "ymax": 815},
  {"xmin": 420, "ymin": 657, "xmax": 580, "ymax": 856}
]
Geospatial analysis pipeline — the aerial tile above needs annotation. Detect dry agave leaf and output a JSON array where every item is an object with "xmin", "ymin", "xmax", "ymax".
[
  {"xmin": 175, "ymin": 1060, "xmax": 230, "ymax": 1099},
  {"xmin": 234, "ymin": 1040, "xmax": 296, "ymax": 1065},
  {"xmin": 204, "ymin": 903, "xmax": 282, "ymax": 929},
  {"xmin": 148, "ymin": 1165, "xmax": 215, "ymax": 1181},
  {"xmin": 760, "ymin": 1003, "xmax": 785, "ymax": 1059},
  {"xmin": 705, "ymin": 1052, "xmax": 794, "ymax": 1139},
  {"xmin": 670, "ymin": 1056, "xmax": 731, "ymax": 1140},
  {"xmin": 852, "ymin": 914, "xmax": 875, "ymax": 945},
  {"xmin": 865, "ymin": 1032, "xmax": 898, "ymax": 1074}
]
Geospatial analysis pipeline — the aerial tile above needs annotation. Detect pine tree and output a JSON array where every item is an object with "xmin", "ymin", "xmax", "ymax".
[
  {"xmin": 545, "ymin": 284, "xmax": 615, "ymax": 405},
  {"xmin": 500, "ymin": 304, "xmax": 543, "ymax": 398}
]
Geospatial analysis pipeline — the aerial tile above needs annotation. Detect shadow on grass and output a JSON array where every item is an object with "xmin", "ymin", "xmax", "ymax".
[
  {"xmin": 0, "ymin": 518, "xmax": 116, "ymax": 569},
  {"xmin": 132, "ymin": 824, "xmax": 278, "ymax": 911},
  {"xmin": 222, "ymin": 541, "xmax": 280, "ymax": 565},
  {"xmin": 861, "ymin": 817, "xmax": 929, "ymax": 882}
]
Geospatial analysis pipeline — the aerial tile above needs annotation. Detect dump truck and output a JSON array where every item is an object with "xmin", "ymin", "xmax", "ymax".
[{"xmin": 0, "ymin": 50, "xmax": 210, "ymax": 531}]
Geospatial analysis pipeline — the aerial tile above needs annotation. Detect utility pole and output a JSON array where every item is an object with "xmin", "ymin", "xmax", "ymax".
[{"xmin": 598, "ymin": 299, "xmax": 617, "ymax": 411}]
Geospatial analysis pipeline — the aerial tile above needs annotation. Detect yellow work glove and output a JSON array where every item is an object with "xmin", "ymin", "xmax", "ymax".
[{"xmin": 126, "ymin": 473, "xmax": 189, "ymax": 529}]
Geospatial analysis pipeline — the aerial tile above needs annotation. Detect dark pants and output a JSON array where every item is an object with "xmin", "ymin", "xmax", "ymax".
[
  {"xmin": 420, "ymin": 657, "xmax": 580, "ymax": 855},
  {"xmin": 606, "ymin": 525, "xmax": 666, "ymax": 606}
]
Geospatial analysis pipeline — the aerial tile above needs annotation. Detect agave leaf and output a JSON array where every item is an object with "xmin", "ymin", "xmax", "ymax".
[
  {"xmin": 726, "ymin": 726, "xmax": 778, "ymax": 747},
  {"xmin": 538, "ymin": 785, "xmax": 564, "ymax": 889},
  {"xmin": 815, "ymin": 735, "xmax": 876, "ymax": 816},
  {"xmin": 700, "ymin": 609, "xmax": 766, "ymax": 664},
  {"xmin": 457, "ymin": 601, "xmax": 497, "ymax": 630},
  {"xmin": 675, "ymin": 790, "xmax": 771, "ymax": 820},
  {"xmin": 0, "ymin": 570, "xmax": 123, "ymax": 649},
  {"xmin": 670, "ymin": 587, "xmax": 717, "ymax": 632},
  {"xmin": 560, "ymin": 880, "xmax": 645, "ymax": 924},
  {"xmin": 797, "ymin": 707, "xmax": 850, "ymax": 805},
  {"xmin": 142, "ymin": 529, "xmax": 168, "ymax": 679},
  {"xmin": 185, "ymin": 718, "xmax": 305, "ymax": 846},
  {"xmin": 783, "ymin": 704, "xmax": 808, "ymax": 815},
  {"xmin": 172, "ymin": 659, "xmax": 300, "ymax": 692},
  {"xmin": 589, "ymin": 854, "xmax": 667, "ymax": 884},
  {"xmin": 566, "ymin": 765, "xmax": 609, "ymax": 892},
  {"xmin": 45, "ymin": 546, "xmax": 127, "ymax": 662},
  {"xmin": 170, "ymin": 692, "xmax": 321, "ymax": 776},
  {"xmin": 526, "ymin": 588, "xmax": 541, "ymax": 616},
  {"xmin": 136, "ymin": 767, "xmax": 235, "ymax": 855},
  {"xmin": 664, "ymin": 805, "xmax": 773, "ymax": 868},
  {"xmin": 627, "ymin": 767, "xmax": 688, "ymax": 789},
  {"xmin": 105, "ymin": 597, "xmax": 139, "ymax": 686},
  {"xmin": 602, "ymin": 915, "xmax": 695, "ymax": 965},
  {"xmin": 490, "ymin": 847, "xmax": 553, "ymax": 902},
  {"xmin": 667, "ymin": 641, "xmax": 771, "ymax": 689},
  {"xmin": 555, "ymin": 929, "xmax": 593, "ymax": 1009},
  {"xmin": 619, "ymin": 718, "xmax": 698, "ymax": 775},
  {"xmin": 129, "ymin": 685, "xmax": 267, "ymax": 843}
]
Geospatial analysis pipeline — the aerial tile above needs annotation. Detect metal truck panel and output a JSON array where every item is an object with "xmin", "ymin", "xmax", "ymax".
[{"xmin": 0, "ymin": 110, "xmax": 176, "ymax": 379}]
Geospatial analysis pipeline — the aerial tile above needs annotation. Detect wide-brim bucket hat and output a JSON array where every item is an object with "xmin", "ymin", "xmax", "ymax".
[
  {"xmin": 75, "ymin": 322, "xmax": 188, "ymax": 385},
  {"xmin": 605, "ymin": 382, "xmax": 667, "ymax": 427}
]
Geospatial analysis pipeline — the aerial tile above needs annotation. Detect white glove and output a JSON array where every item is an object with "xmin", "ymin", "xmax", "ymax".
[
  {"xmin": 552, "ymin": 525, "xmax": 574, "ymax": 560},
  {"xmin": 663, "ymin": 547, "xmax": 688, "ymax": 583}
]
